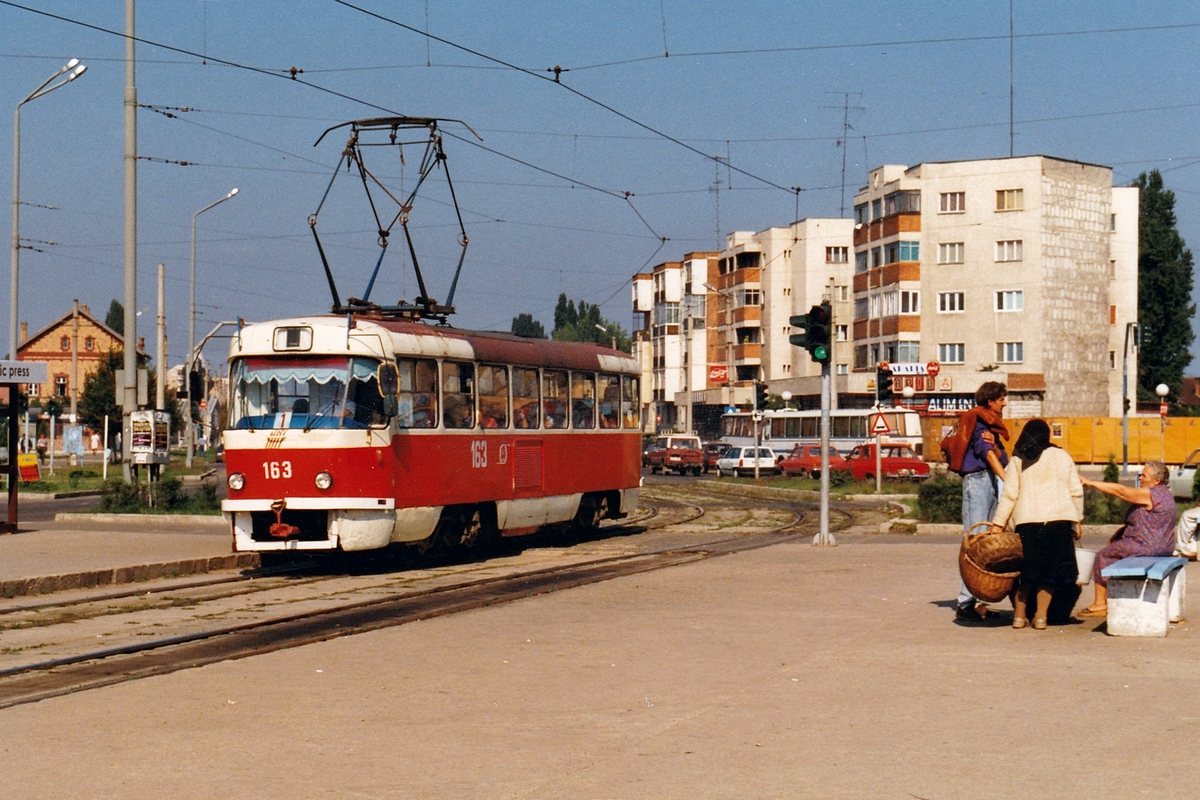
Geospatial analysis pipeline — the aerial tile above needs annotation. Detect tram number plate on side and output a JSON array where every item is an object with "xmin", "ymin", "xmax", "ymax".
[
  {"xmin": 471, "ymin": 440, "xmax": 488, "ymax": 469},
  {"xmin": 263, "ymin": 461, "xmax": 293, "ymax": 479}
]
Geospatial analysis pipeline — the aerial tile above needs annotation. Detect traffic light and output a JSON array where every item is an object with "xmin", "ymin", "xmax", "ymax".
[
  {"xmin": 789, "ymin": 302, "xmax": 832, "ymax": 363},
  {"xmin": 876, "ymin": 364, "xmax": 895, "ymax": 405},
  {"xmin": 188, "ymin": 369, "xmax": 204, "ymax": 403},
  {"xmin": 755, "ymin": 382, "xmax": 768, "ymax": 410}
]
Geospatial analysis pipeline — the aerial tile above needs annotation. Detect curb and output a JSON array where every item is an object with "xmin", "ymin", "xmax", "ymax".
[
  {"xmin": 54, "ymin": 512, "xmax": 227, "ymax": 527},
  {"xmin": 0, "ymin": 553, "xmax": 260, "ymax": 599}
]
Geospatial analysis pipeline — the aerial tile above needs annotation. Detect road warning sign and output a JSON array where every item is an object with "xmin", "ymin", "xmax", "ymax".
[{"xmin": 871, "ymin": 413, "xmax": 890, "ymax": 435}]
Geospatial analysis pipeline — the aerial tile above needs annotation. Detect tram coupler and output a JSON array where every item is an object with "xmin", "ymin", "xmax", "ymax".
[{"xmin": 268, "ymin": 499, "xmax": 302, "ymax": 538}]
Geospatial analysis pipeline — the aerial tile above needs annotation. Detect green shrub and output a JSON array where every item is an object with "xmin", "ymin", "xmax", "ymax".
[
  {"xmin": 100, "ymin": 479, "xmax": 144, "ymax": 513},
  {"xmin": 917, "ymin": 476, "xmax": 963, "ymax": 523},
  {"xmin": 828, "ymin": 468, "xmax": 853, "ymax": 488},
  {"xmin": 1084, "ymin": 486, "xmax": 1129, "ymax": 525},
  {"xmin": 1103, "ymin": 457, "xmax": 1120, "ymax": 485}
]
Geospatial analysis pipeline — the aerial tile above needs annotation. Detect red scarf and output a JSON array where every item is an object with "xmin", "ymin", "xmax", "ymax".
[{"xmin": 941, "ymin": 406, "xmax": 1009, "ymax": 474}]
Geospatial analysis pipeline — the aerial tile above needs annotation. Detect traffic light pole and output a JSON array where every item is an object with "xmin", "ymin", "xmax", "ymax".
[{"xmin": 814, "ymin": 360, "xmax": 835, "ymax": 546}]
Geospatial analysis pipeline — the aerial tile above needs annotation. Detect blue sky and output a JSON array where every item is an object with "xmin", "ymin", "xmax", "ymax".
[{"xmin": 2, "ymin": 1, "xmax": 1198, "ymax": 372}]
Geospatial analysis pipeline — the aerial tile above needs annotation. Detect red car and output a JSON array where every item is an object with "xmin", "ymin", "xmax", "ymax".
[
  {"xmin": 778, "ymin": 444, "xmax": 848, "ymax": 477},
  {"xmin": 844, "ymin": 443, "xmax": 930, "ymax": 481}
]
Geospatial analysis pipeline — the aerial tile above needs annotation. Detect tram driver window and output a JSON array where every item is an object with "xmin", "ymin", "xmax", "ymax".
[
  {"xmin": 622, "ymin": 376, "xmax": 640, "ymax": 429},
  {"xmin": 542, "ymin": 370, "xmax": 568, "ymax": 429},
  {"xmin": 396, "ymin": 358, "xmax": 437, "ymax": 429},
  {"xmin": 571, "ymin": 373, "xmax": 596, "ymax": 429},
  {"xmin": 597, "ymin": 374, "xmax": 621, "ymax": 429},
  {"xmin": 512, "ymin": 367, "xmax": 539, "ymax": 429},
  {"xmin": 442, "ymin": 362, "xmax": 475, "ymax": 429},
  {"xmin": 343, "ymin": 358, "xmax": 389, "ymax": 428},
  {"xmin": 478, "ymin": 365, "xmax": 509, "ymax": 429}
]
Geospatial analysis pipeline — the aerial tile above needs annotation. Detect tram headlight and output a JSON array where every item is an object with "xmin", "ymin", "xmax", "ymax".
[
  {"xmin": 228, "ymin": 472, "xmax": 245, "ymax": 491},
  {"xmin": 315, "ymin": 471, "xmax": 333, "ymax": 491}
]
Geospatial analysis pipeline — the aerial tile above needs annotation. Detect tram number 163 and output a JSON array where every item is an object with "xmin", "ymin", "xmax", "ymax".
[
  {"xmin": 471, "ymin": 440, "xmax": 488, "ymax": 469},
  {"xmin": 263, "ymin": 461, "xmax": 293, "ymax": 479}
]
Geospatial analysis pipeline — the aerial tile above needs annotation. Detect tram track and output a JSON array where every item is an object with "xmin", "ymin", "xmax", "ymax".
[
  {"xmin": 0, "ymin": 485, "xmax": 870, "ymax": 708},
  {"xmin": 0, "ymin": 527, "xmax": 807, "ymax": 709}
]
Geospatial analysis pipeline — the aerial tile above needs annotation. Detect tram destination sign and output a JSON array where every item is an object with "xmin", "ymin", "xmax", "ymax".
[{"xmin": 0, "ymin": 360, "xmax": 47, "ymax": 384}]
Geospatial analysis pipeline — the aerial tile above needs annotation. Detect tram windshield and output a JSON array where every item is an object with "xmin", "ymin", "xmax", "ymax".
[{"xmin": 229, "ymin": 356, "xmax": 387, "ymax": 430}]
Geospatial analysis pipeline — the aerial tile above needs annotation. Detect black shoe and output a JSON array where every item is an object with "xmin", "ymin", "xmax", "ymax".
[{"xmin": 955, "ymin": 603, "xmax": 986, "ymax": 622}]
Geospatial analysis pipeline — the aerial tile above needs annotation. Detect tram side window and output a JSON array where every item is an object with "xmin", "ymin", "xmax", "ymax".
[
  {"xmin": 396, "ymin": 358, "xmax": 437, "ymax": 429},
  {"xmin": 543, "ymin": 370, "xmax": 568, "ymax": 429},
  {"xmin": 571, "ymin": 373, "xmax": 596, "ymax": 429},
  {"xmin": 442, "ymin": 361, "xmax": 475, "ymax": 429},
  {"xmin": 512, "ymin": 367, "xmax": 540, "ymax": 429},
  {"xmin": 478, "ymin": 365, "xmax": 509, "ymax": 429},
  {"xmin": 801, "ymin": 417, "xmax": 818, "ymax": 438},
  {"xmin": 621, "ymin": 376, "xmax": 640, "ymax": 429},
  {"xmin": 597, "ymin": 374, "xmax": 621, "ymax": 429}
]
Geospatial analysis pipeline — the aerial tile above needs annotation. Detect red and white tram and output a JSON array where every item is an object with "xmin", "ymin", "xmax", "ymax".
[{"xmin": 221, "ymin": 315, "xmax": 642, "ymax": 553}]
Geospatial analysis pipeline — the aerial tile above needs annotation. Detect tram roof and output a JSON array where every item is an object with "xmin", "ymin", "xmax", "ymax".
[{"xmin": 241, "ymin": 315, "xmax": 638, "ymax": 374}]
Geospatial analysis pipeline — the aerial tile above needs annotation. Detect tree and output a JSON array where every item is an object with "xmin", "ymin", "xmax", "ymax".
[
  {"xmin": 510, "ymin": 313, "xmax": 547, "ymax": 339},
  {"xmin": 550, "ymin": 293, "xmax": 631, "ymax": 351},
  {"xmin": 1134, "ymin": 170, "xmax": 1195, "ymax": 400},
  {"xmin": 78, "ymin": 349, "xmax": 121, "ymax": 430},
  {"xmin": 105, "ymin": 299, "xmax": 124, "ymax": 335}
]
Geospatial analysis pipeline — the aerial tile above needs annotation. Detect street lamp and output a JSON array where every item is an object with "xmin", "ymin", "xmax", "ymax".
[
  {"xmin": 10, "ymin": 59, "xmax": 87, "ymax": 358},
  {"xmin": 781, "ymin": 390, "xmax": 792, "ymax": 409},
  {"xmin": 1157, "ymin": 383, "xmax": 1170, "ymax": 462},
  {"xmin": 186, "ymin": 188, "xmax": 238, "ymax": 467},
  {"xmin": 594, "ymin": 323, "xmax": 616, "ymax": 351}
]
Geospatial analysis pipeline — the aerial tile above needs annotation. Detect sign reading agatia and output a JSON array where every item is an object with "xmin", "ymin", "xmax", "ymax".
[{"xmin": 0, "ymin": 360, "xmax": 48, "ymax": 383}]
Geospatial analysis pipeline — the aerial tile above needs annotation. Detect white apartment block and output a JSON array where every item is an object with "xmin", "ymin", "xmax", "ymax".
[
  {"xmin": 631, "ymin": 253, "xmax": 716, "ymax": 433},
  {"xmin": 852, "ymin": 156, "xmax": 1137, "ymax": 418}
]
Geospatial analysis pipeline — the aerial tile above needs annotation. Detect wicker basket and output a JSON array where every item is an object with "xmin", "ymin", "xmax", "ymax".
[{"xmin": 959, "ymin": 522, "xmax": 1024, "ymax": 603}]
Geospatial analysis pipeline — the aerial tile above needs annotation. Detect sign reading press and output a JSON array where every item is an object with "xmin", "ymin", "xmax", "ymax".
[{"xmin": 0, "ymin": 360, "xmax": 47, "ymax": 384}]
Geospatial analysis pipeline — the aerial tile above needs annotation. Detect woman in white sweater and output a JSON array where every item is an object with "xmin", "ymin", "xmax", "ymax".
[{"xmin": 989, "ymin": 419, "xmax": 1084, "ymax": 630}]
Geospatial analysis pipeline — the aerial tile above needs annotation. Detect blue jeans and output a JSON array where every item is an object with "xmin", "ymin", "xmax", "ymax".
[{"xmin": 958, "ymin": 470, "xmax": 1003, "ymax": 608}]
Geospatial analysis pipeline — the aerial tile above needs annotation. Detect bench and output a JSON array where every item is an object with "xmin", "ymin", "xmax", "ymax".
[{"xmin": 1100, "ymin": 556, "xmax": 1188, "ymax": 637}]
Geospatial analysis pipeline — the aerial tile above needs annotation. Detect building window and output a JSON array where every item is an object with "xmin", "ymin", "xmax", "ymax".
[
  {"xmin": 736, "ymin": 328, "xmax": 760, "ymax": 344},
  {"xmin": 835, "ymin": 324, "xmax": 848, "ymax": 342},
  {"xmin": 55, "ymin": 375, "xmax": 68, "ymax": 397},
  {"xmin": 995, "ymin": 240, "xmax": 1023, "ymax": 262},
  {"xmin": 1109, "ymin": 350, "xmax": 1116, "ymax": 369},
  {"xmin": 826, "ymin": 246, "xmax": 848, "ymax": 263},
  {"xmin": 996, "ymin": 188, "xmax": 1024, "ymax": 211},
  {"xmin": 855, "ymin": 251, "xmax": 868, "ymax": 273},
  {"xmin": 996, "ymin": 290, "xmax": 1024, "ymax": 311},
  {"xmin": 940, "ymin": 191, "xmax": 965, "ymax": 213},
  {"xmin": 854, "ymin": 345, "xmax": 869, "ymax": 369},
  {"xmin": 872, "ymin": 198, "xmax": 882, "ymax": 219},
  {"xmin": 884, "ymin": 190, "xmax": 921, "ymax": 215},
  {"xmin": 937, "ymin": 242, "xmax": 964, "ymax": 264},
  {"xmin": 939, "ymin": 343, "xmax": 965, "ymax": 364},
  {"xmin": 837, "ymin": 363, "xmax": 848, "ymax": 375},
  {"xmin": 1110, "ymin": 213, "xmax": 1117, "ymax": 232},
  {"xmin": 653, "ymin": 302, "xmax": 680, "ymax": 326},
  {"xmin": 897, "ymin": 341, "xmax": 920, "ymax": 362},
  {"xmin": 734, "ymin": 288, "xmax": 761, "ymax": 307},
  {"xmin": 938, "ymin": 292, "xmax": 965, "ymax": 313},
  {"xmin": 85, "ymin": 336, "xmax": 95, "ymax": 351},
  {"xmin": 869, "ymin": 294, "xmax": 882, "ymax": 319},
  {"xmin": 885, "ymin": 241, "xmax": 919, "ymax": 264},
  {"xmin": 997, "ymin": 342, "xmax": 1024, "ymax": 363},
  {"xmin": 855, "ymin": 203, "xmax": 868, "ymax": 225},
  {"xmin": 870, "ymin": 247, "xmax": 882, "ymax": 268},
  {"xmin": 900, "ymin": 290, "xmax": 920, "ymax": 314},
  {"xmin": 854, "ymin": 298, "xmax": 868, "ymax": 320},
  {"xmin": 1109, "ymin": 304, "xmax": 1117, "ymax": 324},
  {"xmin": 60, "ymin": 336, "xmax": 70, "ymax": 351}
]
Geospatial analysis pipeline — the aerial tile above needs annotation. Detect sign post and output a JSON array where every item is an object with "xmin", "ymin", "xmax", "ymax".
[
  {"xmin": 0, "ymin": 360, "xmax": 48, "ymax": 533},
  {"xmin": 871, "ymin": 409, "xmax": 890, "ymax": 494}
]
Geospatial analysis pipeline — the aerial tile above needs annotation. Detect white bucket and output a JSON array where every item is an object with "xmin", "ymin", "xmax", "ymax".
[{"xmin": 1076, "ymin": 548, "xmax": 1097, "ymax": 585}]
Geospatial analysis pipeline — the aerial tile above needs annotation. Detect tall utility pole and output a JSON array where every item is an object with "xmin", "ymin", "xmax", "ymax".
[
  {"xmin": 156, "ymin": 263, "xmax": 165, "ymax": 411},
  {"xmin": 122, "ymin": 0, "xmax": 138, "ymax": 481},
  {"xmin": 70, "ymin": 300, "xmax": 78, "ymax": 418}
]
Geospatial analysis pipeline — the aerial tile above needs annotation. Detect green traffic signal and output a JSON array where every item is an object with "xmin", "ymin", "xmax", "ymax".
[{"xmin": 789, "ymin": 303, "xmax": 832, "ymax": 363}]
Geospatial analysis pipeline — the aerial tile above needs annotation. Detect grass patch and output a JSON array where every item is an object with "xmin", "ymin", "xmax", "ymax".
[{"xmin": 723, "ymin": 474, "xmax": 923, "ymax": 496}]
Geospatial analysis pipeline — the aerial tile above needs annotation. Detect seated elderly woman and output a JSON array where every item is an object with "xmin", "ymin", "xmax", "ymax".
[{"xmin": 1078, "ymin": 460, "xmax": 1178, "ymax": 617}]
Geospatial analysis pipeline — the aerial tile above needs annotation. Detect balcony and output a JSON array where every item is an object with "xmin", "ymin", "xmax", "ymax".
[{"xmin": 733, "ymin": 343, "xmax": 762, "ymax": 362}]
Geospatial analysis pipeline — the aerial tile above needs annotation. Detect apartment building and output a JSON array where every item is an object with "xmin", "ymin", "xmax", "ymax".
[
  {"xmin": 630, "ymin": 253, "xmax": 717, "ymax": 433},
  {"xmin": 852, "ymin": 156, "xmax": 1137, "ymax": 418}
]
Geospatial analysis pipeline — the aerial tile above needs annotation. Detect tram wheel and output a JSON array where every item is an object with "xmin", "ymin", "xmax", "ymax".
[{"xmin": 574, "ymin": 494, "xmax": 609, "ymax": 532}]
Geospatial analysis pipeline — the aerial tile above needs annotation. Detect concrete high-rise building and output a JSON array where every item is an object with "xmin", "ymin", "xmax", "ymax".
[{"xmin": 851, "ymin": 156, "xmax": 1137, "ymax": 418}]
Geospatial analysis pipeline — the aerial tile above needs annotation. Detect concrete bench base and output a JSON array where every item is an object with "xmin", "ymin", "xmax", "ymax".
[{"xmin": 1102, "ymin": 556, "xmax": 1187, "ymax": 638}]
